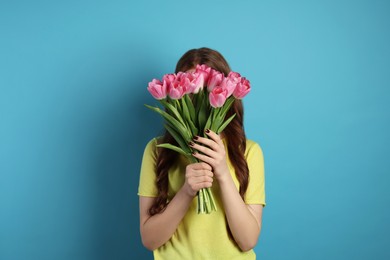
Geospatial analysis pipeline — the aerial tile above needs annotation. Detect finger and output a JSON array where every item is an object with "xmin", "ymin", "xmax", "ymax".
[
  {"xmin": 188, "ymin": 169, "xmax": 213, "ymax": 179},
  {"xmin": 201, "ymin": 162, "xmax": 213, "ymax": 171},
  {"xmin": 189, "ymin": 162, "xmax": 212, "ymax": 171},
  {"xmin": 194, "ymin": 175, "xmax": 213, "ymax": 183},
  {"xmin": 193, "ymin": 181, "xmax": 213, "ymax": 190},
  {"xmin": 187, "ymin": 175, "xmax": 213, "ymax": 190},
  {"xmin": 205, "ymin": 129, "xmax": 224, "ymax": 146},
  {"xmin": 192, "ymin": 136, "xmax": 219, "ymax": 151},
  {"xmin": 200, "ymin": 169, "xmax": 213, "ymax": 178},
  {"xmin": 189, "ymin": 142, "xmax": 218, "ymax": 158},
  {"xmin": 192, "ymin": 152, "xmax": 214, "ymax": 166}
]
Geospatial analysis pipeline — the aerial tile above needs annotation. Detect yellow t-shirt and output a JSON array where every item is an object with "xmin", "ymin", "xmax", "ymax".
[{"xmin": 138, "ymin": 137, "xmax": 266, "ymax": 260}]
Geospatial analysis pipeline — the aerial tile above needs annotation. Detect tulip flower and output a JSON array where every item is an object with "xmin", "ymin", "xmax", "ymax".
[
  {"xmin": 233, "ymin": 77, "xmax": 251, "ymax": 99},
  {"xmin": 209, "ymin": 86, "xmax": 228, "ymax": 108},
  {"xmin": 147, "ymin": 79, "xmax": 167, "ymax": 100},
  {"xmin": 168, "ymin": 78, "xmax": 187, "ymax": 99},
  {"xmin": 195, "ymin": 64, "xmax": 212, "ymax": 83},
  {"xmin": 162, "ymin": 73, "xmax": 176, "ymax": 88},
  {"xmin": 228, "ymin": 71, "xmax": 241, "ymax": 84},
  {"xmin": 185, "ymin": 72, "xmax": 204, "ymax": 94},
  {"xmin": 219, "ymin": 77, "xmax": 237, "ymax": 97},
  {"xmin": 207, "ymin": 69, "xmax": 224, "ymax": 91}
]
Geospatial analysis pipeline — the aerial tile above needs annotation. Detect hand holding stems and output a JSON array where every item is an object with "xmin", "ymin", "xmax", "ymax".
[
  {"xmin": 182, "ymin": 162, "xmax": 214, "ymax": 197},
  {"xmin": 190, "ymin": 129, "xmax": 263, "ymax": 251},
  {"xmin": 189, "ymin": 129, "xmax": 230, "ymax": 182}
]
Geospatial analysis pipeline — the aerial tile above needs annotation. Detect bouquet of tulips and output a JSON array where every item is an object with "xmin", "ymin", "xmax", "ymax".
[{"xmin": 146, "ymin": 64, "xmax": 251, "ymax": 214}]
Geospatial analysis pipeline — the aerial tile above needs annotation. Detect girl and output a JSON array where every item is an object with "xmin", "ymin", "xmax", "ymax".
[{"xmin": 138, "ymin": 47, "xmax": 266, "ymax": 259}]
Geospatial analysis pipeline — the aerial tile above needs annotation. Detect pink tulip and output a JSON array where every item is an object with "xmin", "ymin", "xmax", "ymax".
[
  {"xmin": 162, "ymin": 73, "xmax": 176, "ymax": 87},
  {"xmin": 220, "ymin": 77, "xmax": 237, "ymax": 97},
  {"xmin": 180, "ymin": 73, "xmax": 192, "ymax": 95},
  {"xmin": 147, "ymin": 79, "xmax": 167, "ymax": 100},
  {"xmin": 209, "ymin": 86, "xmax": 228, "ymax": 108},
  {"xmin": 195, "ymin": 64, "xmax": 212, "ymax": 83},
  {"xmin": 168, "ymin": 72, "xmax": 187, "ymax": 99},
  {"xmin": 176, "ymin": 72, "xmax": 192, "ymax": 94},
  {"xmin": 228, "ymin": 71, "xmax": 241, "ymax": 84},
  {"xmin": 184, "ymin": 72, "xmax": 204, "ymax": 94},
  {"xmin": 233, "ymin": 77, "xmax": 251, "ymax": 99},
  {"xmin": 207, "ymin": 69, "xmax": 224, "ymax": 91},
  {"xmin": 176, "ymin": 71, "xmax": 186, "ymax": 80},
  {"xmin": 192, "ymin": 73, "xmax": 204, "ymax": 93}
]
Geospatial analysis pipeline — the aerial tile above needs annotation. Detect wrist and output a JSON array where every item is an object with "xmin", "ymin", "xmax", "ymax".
[
  {"xmin": 216, "ymin": 170, "xmax": 233, "ymax": 185},
  {"xmin": 214, "ymin": 164, "xmax": 231, "ymax": 182},
  {"xmin": 179, "ymin": 185, "xmax": 197, "ymax": 200}
]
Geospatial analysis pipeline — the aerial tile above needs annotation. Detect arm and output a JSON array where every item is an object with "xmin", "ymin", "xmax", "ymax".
[
  {"xmin": 217, "ymin": 175, "xmax": 263, "ymax": 251},
  {"xmin": 191, "ymin": 130, "xmax": 263, "ymax": 251},
  {"xmin": 139, "ymin": 162, "xmax": 213, "ymax": 250}
]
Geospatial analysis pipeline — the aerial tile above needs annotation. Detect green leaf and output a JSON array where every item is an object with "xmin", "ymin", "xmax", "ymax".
[
  {"xmin": 181, "ymin": 98, "xmax": 198, "ymax": 136},
  {"xmin": 219, "ymin": 96, "xmax": 235, "ymax": 118},
  {"xmin": 164, "ymin": 123, "xmax": 191, "ymax": 154},
  {"xmin": 194, "ymin": 89, "xmax": 203, "ymax": 115},
  {"xmin": 204, "ymin": 109, "xmax": 213, "ymax": 134},
  {"xmin": 181, "ymin": 98, "xmax": 190, "ymax": 121},
  {"xmin": 189, "ymin": 120, "xmax": 198, "ymax": 136},
  {"xmin": 145, "ymin": 104, "xmax": 191, "ymax": 141},
  {"xmin": 209, "ymin": 97, "xmax": 235, "ymax": 132},
  {"xmin": 198, "ymin": 93, "xmax": 210, "ymax": 131},
  {"xmin": 217, "ymin": 113, "xmax": 236, "ymax": 134},
  {"xmin": 189, "ymin": 156, "xmax": 198, "ymax": 164},
  {"xmin": 157, "ymin": 143, "xmax": 190, "ymax": 157},
  {"xmin": 160, "ymin": 100, "xmax": 186, "ymax": 127},
  {"xmin": 184, "ymin": 94, "xmax": 196, "ymax": 122},
  {"xmin": 176, "ymin": 99, "xmax": 183, "ymax": 114},
  {"xmin": 210, "ymin": 109, "xmax": 223, "ymax": 132}
]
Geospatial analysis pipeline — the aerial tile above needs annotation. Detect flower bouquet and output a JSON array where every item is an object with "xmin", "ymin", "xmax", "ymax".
[{"xmin": 146, "ymin": 64, "xmax": 251, "ymax": 214}]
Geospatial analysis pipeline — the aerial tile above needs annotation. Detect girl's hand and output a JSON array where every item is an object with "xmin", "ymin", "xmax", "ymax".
[
  {"xmin": 183, "ymin": 162, "xmax": 214, "ymax": 197},
  {"xmin": 190, "ymin": 129, "xmax": 230, "ymax": 181}
]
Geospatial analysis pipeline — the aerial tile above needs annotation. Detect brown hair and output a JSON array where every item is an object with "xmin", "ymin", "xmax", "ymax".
[{"xmin": 149, "ymin": 47, "xmax": 249, "ymax": 215}]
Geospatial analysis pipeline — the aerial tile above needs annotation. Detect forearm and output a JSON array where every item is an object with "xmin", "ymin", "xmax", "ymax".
[
  {"xmin": 218, "ymin": 174, "xmax": 260, "ymax": 251},
  {"xmin": 140, "ymin": 188, "xmax": 193, "ymax": 250},
  {"xmin": 190, "ymin": 130, "xmax": 262, "ymax": 250}
]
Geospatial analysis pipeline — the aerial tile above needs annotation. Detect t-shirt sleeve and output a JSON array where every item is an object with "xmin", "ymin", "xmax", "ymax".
[
  {"xmin": 244, "ymin": 141, "xmax": 266, "ymax": 207},
  {"xmin": 137, "ymin": 138, "xmax": 159, "ymax": 197}
]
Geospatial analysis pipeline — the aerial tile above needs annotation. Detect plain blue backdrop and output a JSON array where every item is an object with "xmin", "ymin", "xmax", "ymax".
[{"xmin": 1, "ymin": 0, "xmax": 389, "ymax": 259}]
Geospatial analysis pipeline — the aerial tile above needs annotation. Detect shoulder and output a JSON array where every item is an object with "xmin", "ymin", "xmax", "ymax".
[
  {"xmin": 144, "ymin": 136, "xmax": 163, "ymax": 150},
  {"xmin": 244, "ymin": 139, "xmax": 264, "ymax": 162},
  {"xmin": 142, "ymin": 136, "xmax": 163, "ymax": 158},
  {"xmin": 145, "ymin": 137, "xmax": 158, "ymax": 148},
  {"xmin": 245, "ymin": 139, "xmax": 263, "ymax": 154}
]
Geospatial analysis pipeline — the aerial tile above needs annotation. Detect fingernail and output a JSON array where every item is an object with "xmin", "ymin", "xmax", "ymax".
[
  {"xmin": 192, "ymin": 152, "xmax": 197, "ymax": 155},
  {"xmin": 193, "ymin": 136, "xmax": 199, "ymax": 140},
  {"xmin": 188, "ymin": 141, "xmax": 195, "ymax": 146},
  {"xmin": 205, "ymin": 129, "xmax": 210, "ymax": 133}
]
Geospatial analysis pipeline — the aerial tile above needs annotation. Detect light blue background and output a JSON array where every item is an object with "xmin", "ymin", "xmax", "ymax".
[{"xmin": 1, "ymin": 0, "xmax": 389, "ymax": 259}]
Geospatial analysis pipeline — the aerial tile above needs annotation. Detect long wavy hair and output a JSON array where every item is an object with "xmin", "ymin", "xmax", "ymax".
[{"xmin": 149, "ymin": 47, "xmax": 249, "ymax": 215}]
